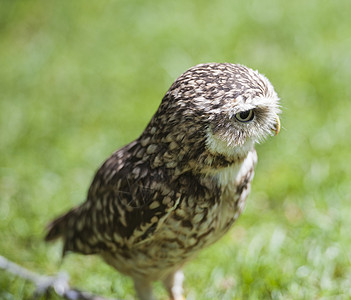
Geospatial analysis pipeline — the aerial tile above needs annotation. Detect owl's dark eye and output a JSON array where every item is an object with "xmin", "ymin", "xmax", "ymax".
[{"xmin": 235, "ymin": 110, "xmax": 255, "ymax": 122}]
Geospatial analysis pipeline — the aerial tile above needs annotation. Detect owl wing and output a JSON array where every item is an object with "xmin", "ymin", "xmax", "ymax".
[{"xmin": 45, "ymin": 141, "xmax": 182, "ymax": 255}]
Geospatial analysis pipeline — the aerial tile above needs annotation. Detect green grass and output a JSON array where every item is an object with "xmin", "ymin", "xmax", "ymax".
[{"xmin": 1, "ymin": 0, "xmax": 351, "ymax": 299}]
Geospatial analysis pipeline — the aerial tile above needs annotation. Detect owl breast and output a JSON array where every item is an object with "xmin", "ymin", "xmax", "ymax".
[{"xmin": 177, "ymin": 149, "xmax": 257, "ymax": 248}]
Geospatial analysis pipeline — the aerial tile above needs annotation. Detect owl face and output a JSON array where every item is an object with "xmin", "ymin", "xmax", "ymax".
[
  {"xmin": 151, "ymin": 63, "xmax": 280, "ymax": 163},
  {"xmin": 165, "ymin": 63, "xmax": 280, "ymax": 158},
  {"xmin": 209, "ymin": 81, "xmax": 280, "ymax": 147},
  {"xmin": 206, "ymin": 93, "xmax": 281, "ymax": 158}
]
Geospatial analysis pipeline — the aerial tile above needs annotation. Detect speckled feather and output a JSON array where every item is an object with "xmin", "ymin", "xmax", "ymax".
[{"xmin": 45, "ymin": 63, "xmax": 280, "ymax": 300}]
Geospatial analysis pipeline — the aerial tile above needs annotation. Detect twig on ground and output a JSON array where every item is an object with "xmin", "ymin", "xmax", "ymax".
[{"xmin": 0, "ymin": 255, "xmax": 115, "ymax": 300}]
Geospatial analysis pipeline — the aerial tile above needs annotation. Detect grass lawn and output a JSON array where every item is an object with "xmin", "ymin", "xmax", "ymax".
[{"xmin": 1, "ymin": 0, "xmax": 351, "ymax": 299}]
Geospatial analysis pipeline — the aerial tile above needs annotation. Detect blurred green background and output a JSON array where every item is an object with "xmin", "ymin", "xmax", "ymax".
[{"xmin": 1, "ymin": 0, "xmax": 351, "ymax": 299}]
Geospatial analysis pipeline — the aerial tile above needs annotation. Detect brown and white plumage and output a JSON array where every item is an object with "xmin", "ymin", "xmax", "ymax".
[{"xmin": 45, "ymin": 63, "xmax": 281, "ymax": 300}]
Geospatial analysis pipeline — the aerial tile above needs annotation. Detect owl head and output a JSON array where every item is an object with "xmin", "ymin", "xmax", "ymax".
[{"xmin": 148, "ymin": 63, "xmax": 280, "ymax": 160}]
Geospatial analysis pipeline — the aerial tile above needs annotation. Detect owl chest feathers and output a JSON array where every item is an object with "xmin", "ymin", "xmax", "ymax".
[
  {"xmin": 212, "ymin": 150, "xmax": 256, "ymax": 233},
  {"xmin": 159, "ymin": 149, "xmax": 257, "ymax": 252}
]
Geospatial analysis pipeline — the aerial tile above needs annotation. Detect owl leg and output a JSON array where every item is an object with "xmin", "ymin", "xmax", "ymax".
[
  {"xmin": 163, "ymin": 270, "xmax": 185, "ymax": 300},
  {"xmin": 133, "ymin": 278, "xmax": 155, "ymax": 300}
]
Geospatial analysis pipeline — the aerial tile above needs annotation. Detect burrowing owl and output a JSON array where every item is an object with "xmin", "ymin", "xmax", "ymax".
[{"xmin": 45, "ymin": 63, "xmax": 281, "ymax": 300}]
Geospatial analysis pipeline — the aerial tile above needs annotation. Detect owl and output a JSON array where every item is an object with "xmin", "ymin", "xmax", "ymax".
[{"xmin": 45, "ymin": 63, "xmax": 280, "ymax": 300}]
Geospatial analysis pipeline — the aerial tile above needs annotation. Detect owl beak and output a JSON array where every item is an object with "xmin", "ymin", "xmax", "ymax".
[{"xmin": 272, "ymin": 115, "xmax": 280, "ymax": 136}]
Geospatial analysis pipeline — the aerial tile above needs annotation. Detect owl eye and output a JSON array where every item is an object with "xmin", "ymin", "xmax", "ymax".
[{"xmin": 235, "ymin": 110, "xmax": 255, "ymax": 122}]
